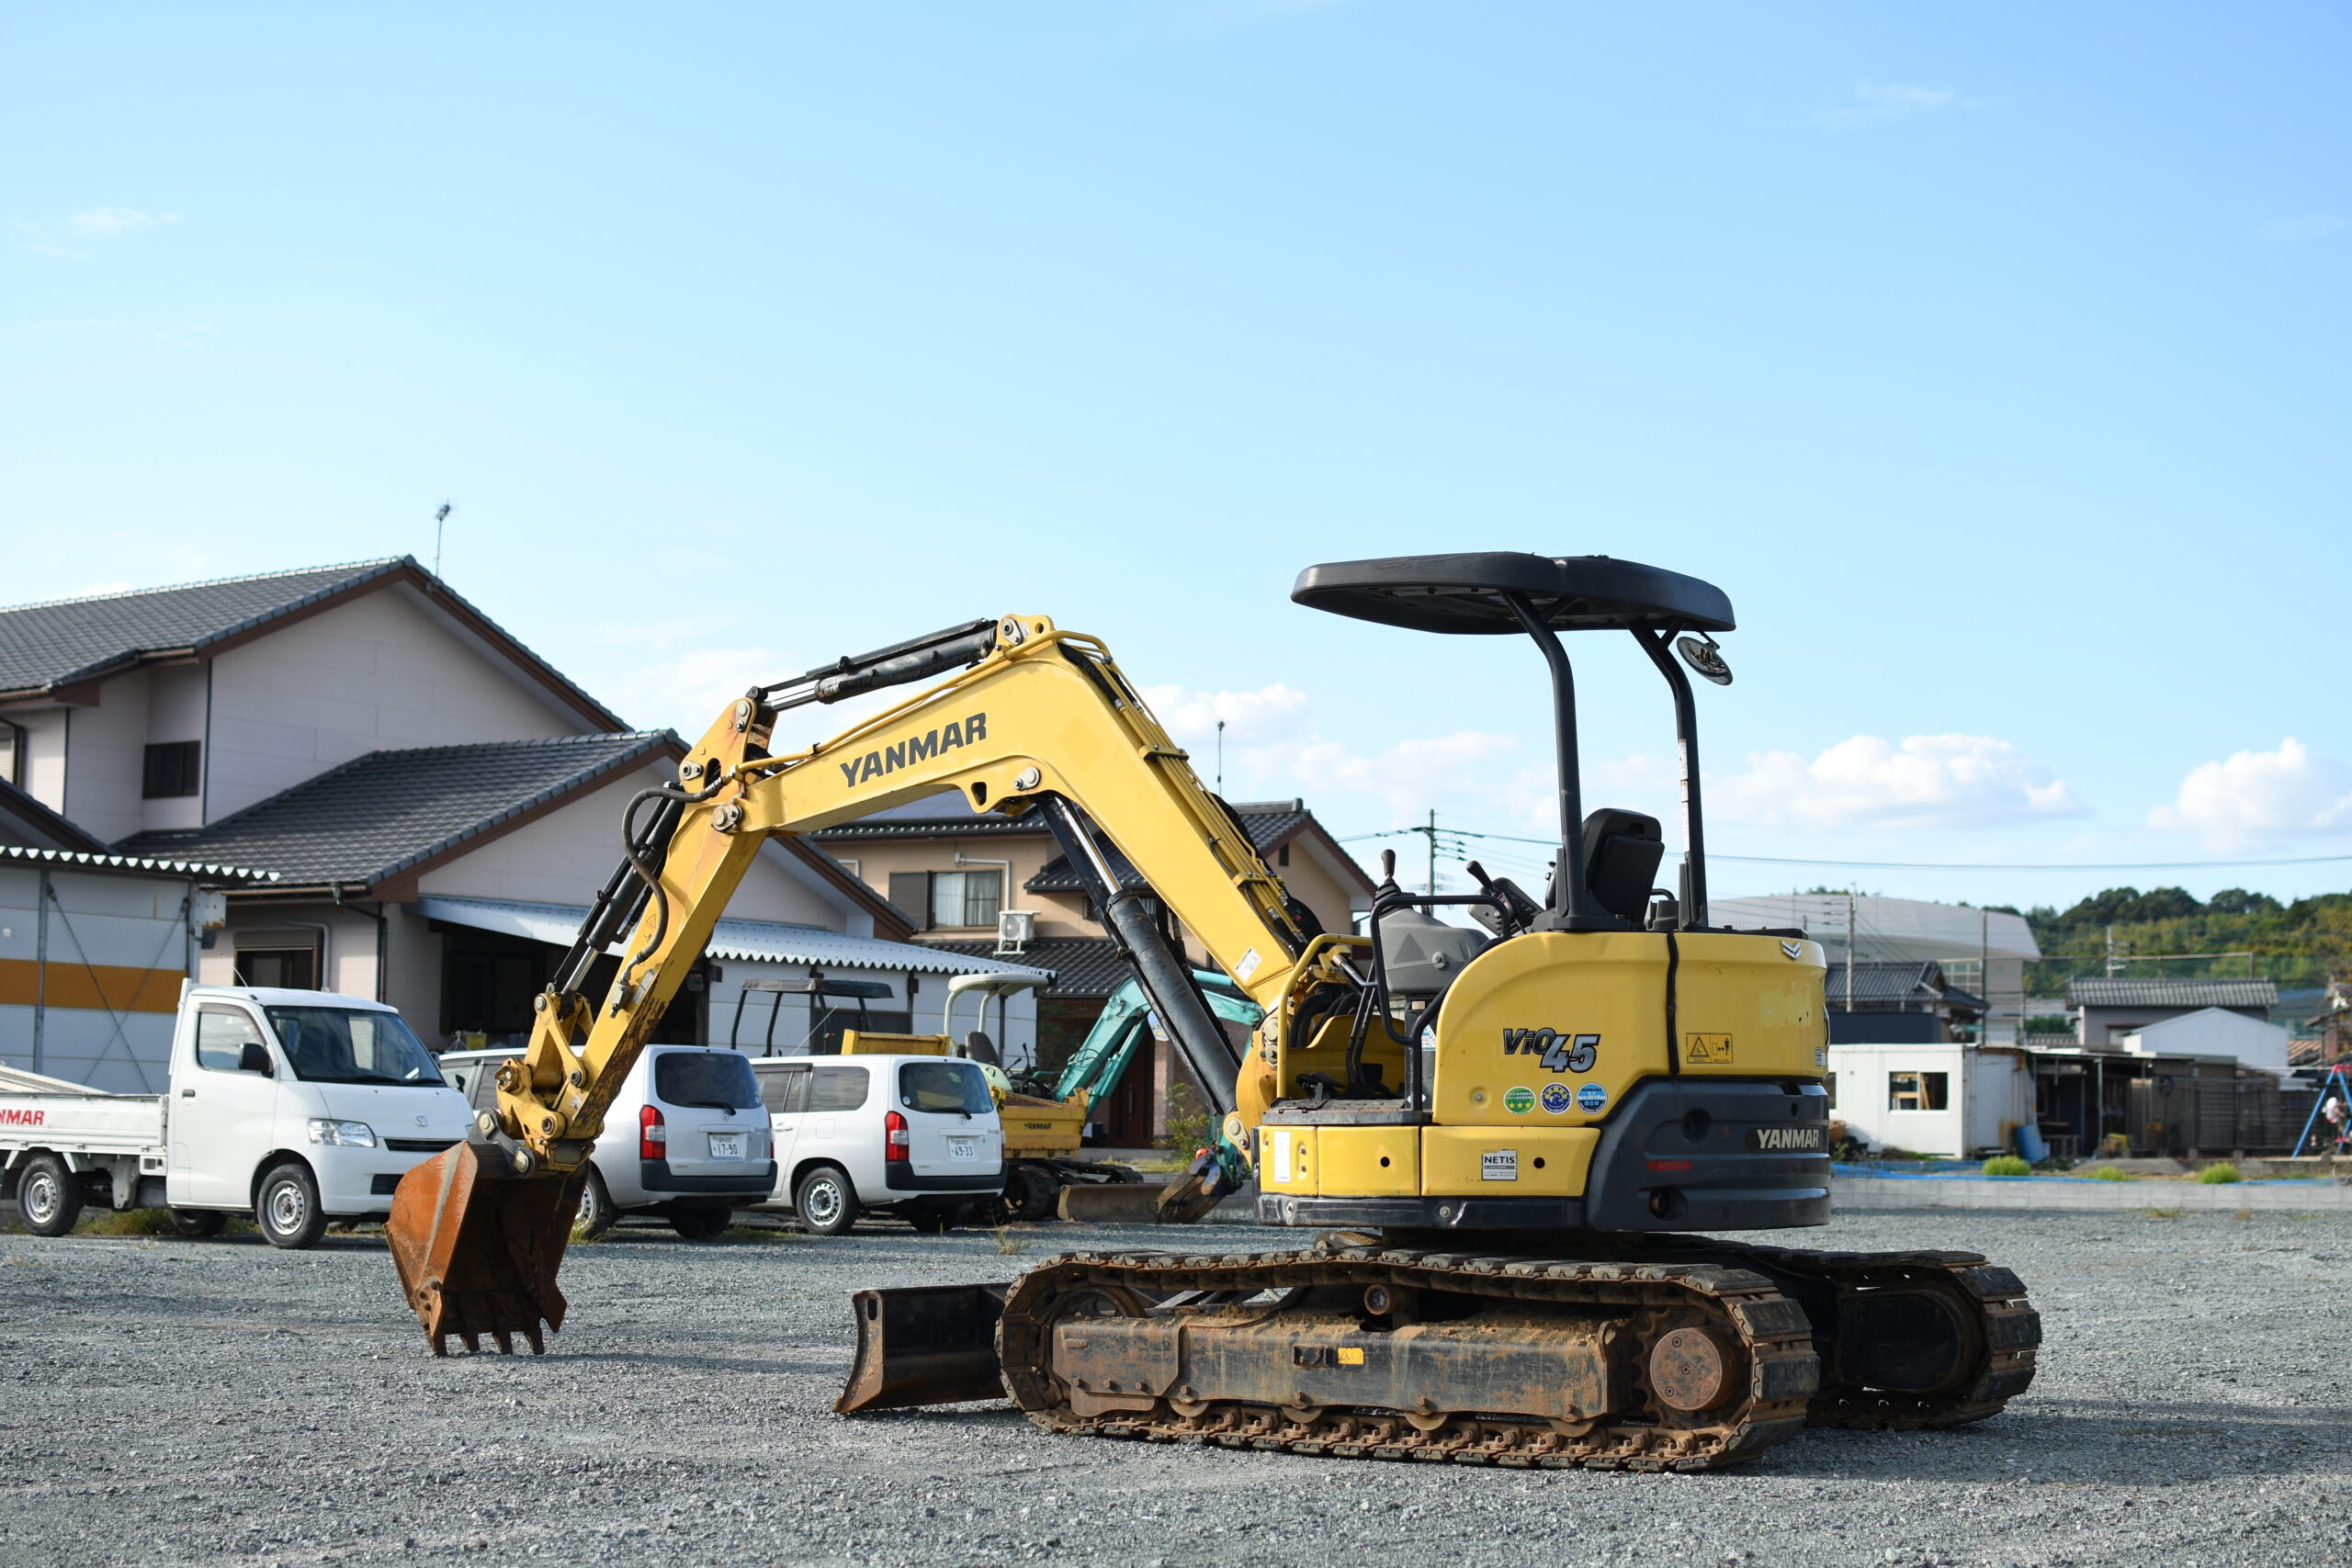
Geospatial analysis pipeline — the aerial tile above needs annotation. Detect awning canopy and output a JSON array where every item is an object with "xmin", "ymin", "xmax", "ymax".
[{"xmin": 411, "ymin": 895, "xmax": 1052, "ymax": 981}]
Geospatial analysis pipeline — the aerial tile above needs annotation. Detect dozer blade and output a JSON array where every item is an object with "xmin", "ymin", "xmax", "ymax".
[
  {"xmin": 1152, "ymin": 1166, "xmax": 1224, "ymax": 1224},
  {"xmin": 385, "ymin": 1144, "xmax": 579, "ymax": 1356},
  {"xmin": 836, "ymin": 1283, "xmax": 1008, "ymax": 1413},
  {"xmin": 1058, "ymin": 1181, "xmax": 1169, "ymax": 1224}
]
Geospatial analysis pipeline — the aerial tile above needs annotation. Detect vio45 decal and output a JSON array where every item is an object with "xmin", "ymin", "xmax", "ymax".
[{"xmin": 1500, "ymin": 1028, "xmax": 1598, "ymax": 1074}]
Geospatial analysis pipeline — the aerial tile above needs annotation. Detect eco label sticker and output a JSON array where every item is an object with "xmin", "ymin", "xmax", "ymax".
[
  {"xmin": 1684, "ymin": 1033, "xmax": 1734, "ymax": 1066},
  {"xmin": 1575, "ymin": 1082, "xmax": 1609, "ymax": 1114},
  {"xmin": 1502, "ymin": 1086, "xmax": 1536, "ymax": 1114},
  {"xmin": 1540, "ymin": 1082, "xmax": 1573, "ymax": 1114},
  {"xmin": 1482, "ymin": 1149, "xmax": 1519, "ymax": 1180}
]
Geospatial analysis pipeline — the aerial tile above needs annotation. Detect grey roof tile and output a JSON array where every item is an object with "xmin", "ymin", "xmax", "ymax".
[
  {"xmin": 0, "ymin": 557, "xmax": 622, "ymax": 727},
  {"xmin": 0, "ymin": 776, "xmax": 108, "ymax": 852},
  {"xmin": 922, "ymin": 935, "xmax": 1134, "ymax": 998},
  {"xmin": 116, "ymin": 731, "xmax": 676, "ymax": 888},
  {"xmin": 1024, "ymin": 807, "xmax": 1315, "ymax": 894},
  {"xmin": 2066, "ymin": 976, "xmax": 2278, "ymax": 1010},
  {"xmin": 1826, "ymin": 960, "xmax": 1983, "ymax": 1010}
]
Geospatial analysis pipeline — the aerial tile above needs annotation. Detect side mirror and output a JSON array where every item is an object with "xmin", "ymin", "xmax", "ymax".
[{"xmin": 238, "ymin": 1042, "xmax": 274, "ymax": 1076}]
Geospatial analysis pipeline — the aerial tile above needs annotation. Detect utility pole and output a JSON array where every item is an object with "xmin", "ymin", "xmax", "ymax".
[
  {"xmin": 1215, "ymin": 719, "xmax": 1225, "ymax": 794},
  {"xmin": 2106, "ymin": 923, "xmax": 2119, "ymax": 977},
  {"xmin": 1427, "ymin": 808, "xmax": 1438, "ymax": 896},
  {"xmin": 1844, "ymin": 894, "xmax": 1856, "ymax": 1027}
]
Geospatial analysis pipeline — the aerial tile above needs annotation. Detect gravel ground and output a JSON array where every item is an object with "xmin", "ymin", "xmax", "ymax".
[{"xmin": 4, "ymin": 1206, "xmax": 2349, "ymax": 1568}]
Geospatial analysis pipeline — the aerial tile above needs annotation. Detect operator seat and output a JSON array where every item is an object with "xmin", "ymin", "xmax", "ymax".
[
  {"xmin": 1580, "ymin": 808, "xmax": 1663, "ymax": 924},
  {"xmin": 961, "ymin": 1032, "xmax": 1001, "ymax": 1067}
]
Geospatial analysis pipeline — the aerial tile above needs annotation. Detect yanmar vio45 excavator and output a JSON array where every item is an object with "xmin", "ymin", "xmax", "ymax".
[{"xmin": 386, "ymin": 552, "xmax": 2038, "ymax": 1472}]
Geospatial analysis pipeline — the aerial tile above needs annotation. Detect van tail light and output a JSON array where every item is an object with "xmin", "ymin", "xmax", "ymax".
[
  {"xmin": 639, "ymin": 1104, "xmax": 667, "ymax": 1161},
  {"xmin": 885, "ymin": 1109, "xmax": 910, "ymax": 1163}
]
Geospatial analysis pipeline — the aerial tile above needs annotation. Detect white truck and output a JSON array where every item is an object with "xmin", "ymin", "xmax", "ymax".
[{"xmin": 0, "ymin": 984, "xmax": 473, "ymax": 1249}]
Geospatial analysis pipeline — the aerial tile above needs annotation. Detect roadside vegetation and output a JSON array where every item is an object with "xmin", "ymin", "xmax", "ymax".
[{"xmin": 1993, "ymin": 886, "xmax": 2352, "ymax": 992}]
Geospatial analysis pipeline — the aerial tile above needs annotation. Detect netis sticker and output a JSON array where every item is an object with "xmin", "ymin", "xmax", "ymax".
[
  {"xmin": 1502, "ymin": 1086, "xmax": 1535, "ymax": 1114},
  {"xmin": 1482, "ymin": 1149, "xmax": 1519, "ymax": 1181},
  {"xmin": 1576, "ymin": 1083, "xmax": 1609, "ymax": 1114},
  {"xmin": 1271, "ymin": 1129, "xmax": 1293, "ymax": 1182},
  {"xmin": 1540, "ymin": 1082, "xmax": 1572, "ymax": 1114}
]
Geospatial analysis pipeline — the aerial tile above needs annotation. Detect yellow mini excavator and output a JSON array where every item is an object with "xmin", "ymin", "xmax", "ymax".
[{"xmin": 387, "ymin": 551, "xmax": 2037, "ymax": 1472}]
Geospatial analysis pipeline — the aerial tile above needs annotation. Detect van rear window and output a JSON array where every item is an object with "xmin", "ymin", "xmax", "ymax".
[
  {"xmin": 652, "ymin": 1051, "xmax": 761, "ymax": 1111},
  {"xmin": 899, "ymin": 1060, "xmax": 995, "ymax": 1115}
]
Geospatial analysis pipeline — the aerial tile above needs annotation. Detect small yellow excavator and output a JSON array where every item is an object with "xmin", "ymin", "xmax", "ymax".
[{"xmin": 388, "ymin": 551, "xmax": 2037, "ymax": 1471}]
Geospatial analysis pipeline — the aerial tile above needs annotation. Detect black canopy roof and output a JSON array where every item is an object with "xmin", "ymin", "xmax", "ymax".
[{"xmin": 1291, "ymin": 552, "xmax": 1734, "ymax": 636}]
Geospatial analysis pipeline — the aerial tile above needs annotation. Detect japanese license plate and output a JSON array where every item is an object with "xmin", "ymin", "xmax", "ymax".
[
  {"xmin": 947, "ymin": 1137, "xmax": 978, "ymax": 1161},
  {"xmin": 707, "ymin": 1133, "xmax": 745, "ymax": 1159}
]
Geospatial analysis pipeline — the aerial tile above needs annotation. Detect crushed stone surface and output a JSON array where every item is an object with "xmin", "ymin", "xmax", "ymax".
[{"xmin": 4, "ymin": 1207, "xmax": 2348, "ymax": 1567}]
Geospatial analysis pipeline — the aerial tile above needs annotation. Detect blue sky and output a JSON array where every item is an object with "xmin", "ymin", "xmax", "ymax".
[{"xmin": 5, "ymin": 3, "xmax": 2346, "ymax": 909}]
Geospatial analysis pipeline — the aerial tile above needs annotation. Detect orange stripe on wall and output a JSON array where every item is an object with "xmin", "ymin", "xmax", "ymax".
[{"xmin": 0, "ymin": 959, "xmax": 185, "ymax": 1014}]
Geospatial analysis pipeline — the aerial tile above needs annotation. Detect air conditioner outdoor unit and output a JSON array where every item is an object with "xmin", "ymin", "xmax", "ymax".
[{"xmin": 995, "ymin": 908, "xmax": 1035, "ymax": 954}]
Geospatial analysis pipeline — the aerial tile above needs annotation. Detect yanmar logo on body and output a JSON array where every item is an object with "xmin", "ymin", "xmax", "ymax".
[
  {"xmin": 0, "ymin": 1108, "xmax": 46, "ymax": 1128},
  {"xmin": 837, "ymin": 713, "xmax": 988, "ymax": 788},
  {"xmin": 1500, "ymin": 1029, "xmax": 1598, "ymax": 1075}
]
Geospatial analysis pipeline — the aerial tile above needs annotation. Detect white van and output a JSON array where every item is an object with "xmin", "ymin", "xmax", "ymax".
[
  {"xmin": 439, "ymin": 1044, "xmax": 775, "ymax": 1239},
  {"xmin": 0, "ymin": 986, "xmax": 471, "ymax": 1248},
  {"xmin": 749, "ymin": 1052, "xmax": 1004, "ymax": 1235}
]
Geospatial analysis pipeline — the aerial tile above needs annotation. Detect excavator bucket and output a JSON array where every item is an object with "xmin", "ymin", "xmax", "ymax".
[
  {"xmin": 835, "ymin": 1283, "xmax": 1008, "ymax": 1413},
  {"xmin": 385, "ymin": 1144, "xmax": 578, "ymax": 1356}
]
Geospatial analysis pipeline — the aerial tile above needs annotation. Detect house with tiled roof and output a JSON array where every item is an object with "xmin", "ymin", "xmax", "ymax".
[
  {"xmin": 810, "ymin": 791, "xmax": 1375, "ymax": 1142},
  {"xmin": 2, "ymin": 559, "xmax": 1043, "ymax": 1088}
]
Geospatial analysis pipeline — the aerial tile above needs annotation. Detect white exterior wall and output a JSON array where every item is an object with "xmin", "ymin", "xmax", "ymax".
[
  {"xmin": 5, "ymin": 709, "xmax": 72, "ymax": 816},
  {"xmin": 410, "ymin": 766, "xmax": 861, "ymax": 931},
  {"xmin": 53, "ymin": 669, "xmax": 150, "ymax": 844},
  {"xmin": 0, "ymin": 864, "xmax": 193, "ymax": 1094},
  {"xmin": 1828, "ymin": 1043, "xmax": 2034, "ymax": 1158},
  {"xmin": 2123, "ymin": 1008, "xmax": 2290, "ymax": 1073},
  {"xmin": 206, "ymin": 585, "xmax": 589, "ymax": 821},
  {"xmin": 144, "ymin": 663, "xmax": 209, "ymax": 834}
]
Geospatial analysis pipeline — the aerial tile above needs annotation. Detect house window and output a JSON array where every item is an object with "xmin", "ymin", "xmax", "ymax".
[
  {"xmin": 0, "ymin": 721, "xmax": 23, "ymax": 788},
  {"xmin": 888, "ymin": 870, "xmax": 1004, "ymax": 931},
  {"xmin": 235, "ymin": 947, "xmax": 316, "ymax": 989},
  {"xmin": 142, "ymin": 739, "xmax": 202, "ymax": 799},
  {"xmin": 1277, "ymin": 843, "xmax": 1290, "ymax": 867},
  {"xmin": 1888, "ymin": 1071, "xmax": 1950, "ymax": 1111}
]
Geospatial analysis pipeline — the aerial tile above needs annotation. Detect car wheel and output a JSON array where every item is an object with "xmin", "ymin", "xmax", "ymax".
[
  {"xmin": 255, "ymin": 1162, "xmax": 328, "ymax": 1250},
  {"xmin": 667, "ymin": 1203, "xmax": 732, "ymax": 1240},
  {"xmin": 574, "ymin": 1168, "xmax": 617, "ymax": 1239},
  {"xmin": 16, "ymin": 1154, "xmax": 84, "ymax": 1236},
  {"xmin": 167, "ymin": 1208, "xmax": 227, "ymax": 1238},
  {"xmin": 794, "ymin": 1165, "xmax": 859, "ymax": 1237},
  {"xmin": 1008, "ymin": 1165, "xmax": 1061, "ymax": 1223}
]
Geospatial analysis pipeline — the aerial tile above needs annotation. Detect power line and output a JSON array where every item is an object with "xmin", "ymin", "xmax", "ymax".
[{"xmin": 1337, "ymin": 825, "xmax": 2352, "ymax": 874}]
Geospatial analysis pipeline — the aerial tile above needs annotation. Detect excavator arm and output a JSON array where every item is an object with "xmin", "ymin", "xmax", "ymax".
[{"xmin": 387, "ymin": 614, "xmax": 1325, "ymax": 1353}]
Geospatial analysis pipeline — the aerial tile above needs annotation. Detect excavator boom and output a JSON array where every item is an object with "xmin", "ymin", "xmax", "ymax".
[{"xmin": 385, "ymin": 615, "xmax": 1309, "ymax": 1352}]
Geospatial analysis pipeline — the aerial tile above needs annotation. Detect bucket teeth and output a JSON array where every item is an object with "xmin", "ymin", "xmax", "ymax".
[{"xmin": 386, "ymin": 1145, "xmax": 577, "ymax": 1357}]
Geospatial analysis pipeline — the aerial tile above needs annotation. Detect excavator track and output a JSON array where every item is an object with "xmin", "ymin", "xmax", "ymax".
[
  {"xmin": 1707, "ymin": 1242, "xmax": 2040, "ymax": 1430},
  {"xmin": 991, "ymin": 1246, "xmax": 1822, "ymax": 1472}
]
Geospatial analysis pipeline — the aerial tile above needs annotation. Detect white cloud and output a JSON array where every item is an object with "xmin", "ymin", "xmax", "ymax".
[
  {"xmin": 2257, "ymin": 214, "xmax": 2346, "ymax": 245},
  {"xmin": 68, "ymin": 208, "xmax": 171, "ymax": 236},
  {"xmin": 1815, "ymin": 81, "xmax": 1973, "ymax": 129},
  {"xmin": 2149, "ymin": 738, "xmax": 2352, "ymax": 851},
  {"xmin": 1139, "ymin": 682, "xmax": 1311, "ymax": 744},
  {"xmin": 1711, "ymin": 734, "xmax": 2082, "ymax": 830}
]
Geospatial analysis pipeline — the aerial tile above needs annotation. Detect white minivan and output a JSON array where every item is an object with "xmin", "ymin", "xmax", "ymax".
[
  {"xmin": 750, "ymin": 1052, "xmax": 1004, "ymax": 1235},
  {"xmin": 439, "ymin": 1044, "xmax": 775, "ymax": 1239}
]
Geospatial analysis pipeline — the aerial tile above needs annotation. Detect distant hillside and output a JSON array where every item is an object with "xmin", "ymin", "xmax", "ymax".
[{"xmin": 1996, "ymin": 886, "xmax": 2352, "ymax": 994}]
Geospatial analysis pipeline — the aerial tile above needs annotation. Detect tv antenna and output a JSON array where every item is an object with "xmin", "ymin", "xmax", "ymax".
[{"xmin": 434, "ymin": 502, "xmax": 455, "ymax": 580}]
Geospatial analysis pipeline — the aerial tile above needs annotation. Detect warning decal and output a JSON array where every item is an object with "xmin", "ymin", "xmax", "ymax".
[{"xmin": 1684, "ymin": 1033, "xmax": 1735, "ymax": 1066}]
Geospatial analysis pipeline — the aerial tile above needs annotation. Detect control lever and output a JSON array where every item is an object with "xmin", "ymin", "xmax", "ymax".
[{"xmin": 1463, "ymin": 860, "xmax": 1540, "ymax": 936}]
